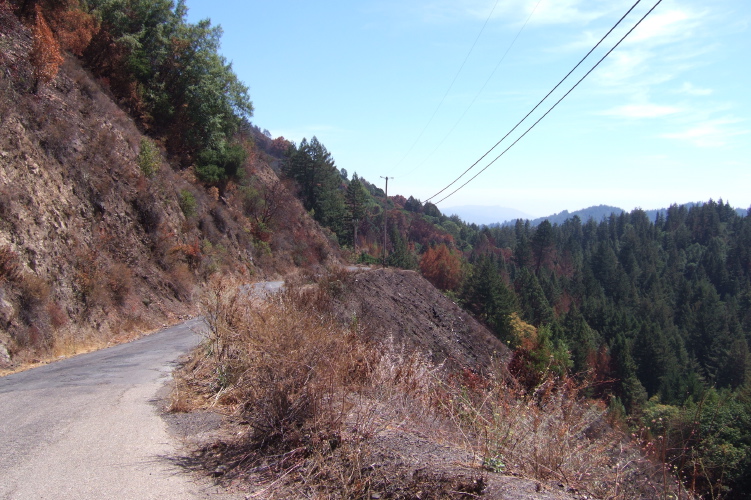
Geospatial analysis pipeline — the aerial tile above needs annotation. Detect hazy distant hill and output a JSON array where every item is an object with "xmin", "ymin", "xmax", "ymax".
[
  {"xmin": 444, "ymin": 205, "xmax": 532, "ymax": 225},
  {"xmin": 493, "ymin": 203, "xmax": 748, "ymax": 227},
  {"xmin": 488, "ymin": 205, "xmax": 624, "ymax": 227},
  {"xmin": 527, "ymin": 205, "xmax": 624, "ymax": 227}
]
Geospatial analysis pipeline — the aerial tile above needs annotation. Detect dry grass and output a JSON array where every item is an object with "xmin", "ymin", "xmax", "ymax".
[
  {"xmin": 197, "ymin": 275, "xmax": 375, "ymax": 441},
  {"xmin": 0, "ymin": 322, "xmax": 156, "ymax": 377},
  {"xmin": 51, "ymin": 326, "xmax": 108, "ymax": 358},
  {"xmin": 172, "ymin": 274, "xmax": 690, "ymax": 499}
]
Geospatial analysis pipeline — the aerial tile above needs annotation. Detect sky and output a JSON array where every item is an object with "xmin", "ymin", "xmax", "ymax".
[{"xmin": 185, "ymin": 0, "xmax": 751, "ymax": 218}]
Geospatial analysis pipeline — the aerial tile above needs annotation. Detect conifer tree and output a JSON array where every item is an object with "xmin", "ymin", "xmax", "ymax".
[
  {"xmin": 345, "ymin": 173, "xmax": 368, "ymax": 248},
  {"xmin": 462, "ymin": 256, "xmax": 517, "ymax": 341}
]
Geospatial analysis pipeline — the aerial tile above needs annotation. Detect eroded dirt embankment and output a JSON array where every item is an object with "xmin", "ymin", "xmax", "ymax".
[{"xmin": 331, "ymin": 268, "xmax": 510, "ymax": 371}]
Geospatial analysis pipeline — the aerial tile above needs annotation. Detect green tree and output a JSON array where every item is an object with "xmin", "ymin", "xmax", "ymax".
[
  {"xmin": 283, "ymin": 137, "xmax": 346, "ymax": 238},
  {"xmin": 611, "ymin": 333, "xmax": 648, "ymax": 411},
  {"xmin": 384, "ymin": 225, "xmax": 414, "ymax": 269},
  {"xmin": 345, "ymin": 173, "xmax": 368, "ymax": 248},
  {"xmin": 195, "ymin": 140, "xmax": 246, "ymax": 183},
  {"xmin": 515, "ymin": 268, "xmax": 554, "ymax": 326},
  {"xmin": 84, "ymin": 0, "xmax": 252, "ymax": 163},
  {"xmin": 462, "ymin": 256, "xmax": 517, "ymax": 342},
  {"xmin": 531, "ymin": 219, "xmax": 555, "ymax": 273}
]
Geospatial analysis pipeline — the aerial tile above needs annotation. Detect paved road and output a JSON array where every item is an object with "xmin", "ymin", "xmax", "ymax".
[
  {"xmin": 0, "ymin": 318, "xmax": 238, "ymax": 500},
  {"xmin": 243, "ymin": 280, "xmax": 284, "ymax": 298}
]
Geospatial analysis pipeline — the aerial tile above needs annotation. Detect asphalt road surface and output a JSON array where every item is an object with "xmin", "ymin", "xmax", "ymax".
[{"xmin": 0, "ymin": 318, "xmax": 239, "ymax": 500}]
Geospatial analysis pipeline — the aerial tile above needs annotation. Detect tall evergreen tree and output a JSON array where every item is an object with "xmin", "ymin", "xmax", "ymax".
[
  {"xmin": 515, "ymin": 268, "xmax": 554, "ymax": 326},
  {"xmin": 283, "ymin": 137, "xmax": 346, "ymax": 238},
  {"xmin": 345, "ymin": 173, "xmax": 368, "ymax": 248},
  {"xmin": 462, "ymin": 256, "xmax": 517, "ymax": 342}
]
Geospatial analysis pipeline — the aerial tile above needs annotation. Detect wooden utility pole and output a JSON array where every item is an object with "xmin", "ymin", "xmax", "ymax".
[{"xmin": 380, "ymin": 176, "xmax": 393, "ymax": 266}]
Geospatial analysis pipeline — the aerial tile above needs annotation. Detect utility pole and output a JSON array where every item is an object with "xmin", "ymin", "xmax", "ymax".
[{"xmin": 380, "ymin": 176, "xmax": 393, "ymax": 266}]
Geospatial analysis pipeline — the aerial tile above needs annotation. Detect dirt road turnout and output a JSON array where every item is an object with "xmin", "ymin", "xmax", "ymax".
[{"xmin": 0, "ymin": 318, "xmax": 238, "ymax": 500}]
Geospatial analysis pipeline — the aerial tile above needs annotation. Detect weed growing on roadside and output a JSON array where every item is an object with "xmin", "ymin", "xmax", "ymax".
[{"xmin": 175, "ymin": 273, "xmax": 692, "ymax": 499}]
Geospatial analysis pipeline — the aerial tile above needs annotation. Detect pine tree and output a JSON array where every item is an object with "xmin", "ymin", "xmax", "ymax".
[
  {"xmin": 515, "ymin": 268, "xmax": 554, "ymax": 326},
  {"xmin": 345, "ymin": 173, "xmax": 368, "ymax": 248},
  {"xmin": 462, "ymin": 256, "xmax": 517, "ymax": 341}
]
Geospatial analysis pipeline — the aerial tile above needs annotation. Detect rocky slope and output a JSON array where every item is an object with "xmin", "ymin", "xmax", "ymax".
[
  {"xmin": 331, "ymin": 268, "xmax": 510, "ymax": 371},
  {"xmin": 0, "ymin": 5, "xmax": 338, "ymax": 368}
]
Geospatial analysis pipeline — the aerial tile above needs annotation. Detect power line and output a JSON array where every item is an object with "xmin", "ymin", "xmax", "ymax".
[
  {"xmin": 432, "ymin": 0, "xmax": 664, "ymax": 206},
  {"xmin": 390, "ymin": 0, "xmax": 502, "ymax": 174},
  {"xmin": 401, "ymin": 0, "xmax": 543, "ymax": 179},
  {"xmin": 380, "ymin": 176, "xmax": 394, "ymax": 265},
  {"xmin": 425, "ymin": 0, "xmax": 645, "ymax": 203}
]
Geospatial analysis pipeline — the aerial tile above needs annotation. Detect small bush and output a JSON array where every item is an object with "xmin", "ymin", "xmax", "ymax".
[
  {"xmin": 195, "ymin": 142, "xmax": 247, "ymax": 183},
  {"xmin": 199, "ymin": 277, "xmax": 372, "ymax": 447},
  {"xmin": 168, "ymin": 263, "xmax": 194, "ymax": 301},
  {"xmin": 46, "ymin": 301, "xmax": 68, "ymax": 329},
  {"xmin": 29, "ymin": 5, "xmax": 63, "ymax": 88},
  {"xmin": 73, "ymin": 252, "xmax": 110, "ymax": 310},
  {"xmin": 17, "ymin": 273, "xmax": 50, "ymax": 322},
  {"xmin": 132, "ymin": 188, "xmax": 161, "ymax": 234},
  {"xmin": 0, "ymin": 246, "xmax": 22, "ymax": 283},
  {"xmin": 107, "ymin": 262, "xmax": 133, "ymax": 306},
  {"xmin": 136, "ymin": 138, "xmax": 160, "ymax": 178},
  {"xmin": 178, "ymin": 189, "xmax": 197, "ymax": 218}
]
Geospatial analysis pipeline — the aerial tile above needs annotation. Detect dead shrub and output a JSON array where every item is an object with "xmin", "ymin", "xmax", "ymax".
[
  {"xmin": 46, "ymin": 300, "xmax": 68, "ymax": 329},
  {"xmin": 17, "ymin": 272, "xmax": 50, "ymax": 323},
  {"xmin": 200, "ymin": 277, "xmax": 372, "ymax": 448},
  {"xmin": 39, "ymin": 113, "xmax": 75, "ymax": 161},
  {"xmin": 73, "ymin": 249, "xmax": 110, "ymax": 310},
  {"xmin": 432, "ymin": 369, "xmax": 682, "ymax": 499},
  {"xmin": 29, "ymin": 5, "xmax": 63, "ymax": 88},
  {"xmin": 168, "ymin": 263, "xmax": 194, "ymax": 301},
  {"xmin": 177, "ymin": 272, "xmax": 674, "ymax": 498},
  {"xmin": 11, "ymin": 273, "xmax": 53, "ymax": 351},
  {"xmin": 107, "ymin": 261, "xmax": 133, "ymax": 306},
  {"xmin": 0, "ymin": 76, "xmax": 13, "ymax": 124},
  {"xmin": 132, "ymin": 188, "xmax": 161, "ymax": 234},
  {"xmin": 0, "ymin": 246, "xmax": 22, "ymax": 283}
]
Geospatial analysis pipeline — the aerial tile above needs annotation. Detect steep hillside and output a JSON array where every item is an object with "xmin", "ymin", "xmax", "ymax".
[
  {"xmin": 330, "ymin": 268, "xmax": 510, "ymax": 370},
  {"xmin": 0, "ymin": 6, "xmax": 339, "ymax": 368}
]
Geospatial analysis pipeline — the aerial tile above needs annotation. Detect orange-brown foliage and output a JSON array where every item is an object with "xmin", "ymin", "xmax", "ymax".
[
  {"xmin": 269, "ymin": 136, "xmax": 290, "ymax": 156},
  {"xmin": 419, "ymin": 244, "xmax": 462, "ymax": 291},
  {"xmin": 408, "ymin": 217, "xmax": 454, "ymax": 248},
  {"xmin": 29, "ymin": 5, "xmax": 63, "ymax": 85},
  {"xmin": 50, "ymin": 4, "xmax": 97, "ymax": 56}
]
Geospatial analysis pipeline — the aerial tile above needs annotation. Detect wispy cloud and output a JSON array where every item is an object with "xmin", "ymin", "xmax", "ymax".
[
  {"xmin": 408, "ymin": 0, "xmax": 630, "ymax": 26},
  {"xmin": 661, "ymin": 118, "xmax": 750, "ymax": 148},
  {"xmin": 677, "ymin": 82, "xmax": 712, "ymax": 96},
  {"xmin": 601, "ymin": 103, "xmax": 682, "ymax": 118},
  {"xmin": 625, "ymin": 8, "xmax": 701, "ymax": 45}
]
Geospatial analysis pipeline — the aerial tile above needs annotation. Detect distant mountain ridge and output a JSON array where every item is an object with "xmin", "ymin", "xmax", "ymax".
[
  {"xmin": 443, "ymin": 205, "xmax": 532, "ymax": 226},
  {"xmin": 447, "ymin": 202, "xmax": 748, "ymax": 227},
  {"xmin": 520, "ymin": 205, "xmax": 625, "ymax": 227}
]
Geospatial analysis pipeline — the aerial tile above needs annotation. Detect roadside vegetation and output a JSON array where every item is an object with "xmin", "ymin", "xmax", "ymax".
[{"xmin": 172, "ymin": 273, "xmax": 689, "ymax": 499}]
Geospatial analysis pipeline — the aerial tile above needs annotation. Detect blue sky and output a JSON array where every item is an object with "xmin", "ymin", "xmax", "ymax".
[{"xmin": 186, "ymin": 0, "xmax": 750, "ymax": 218}]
